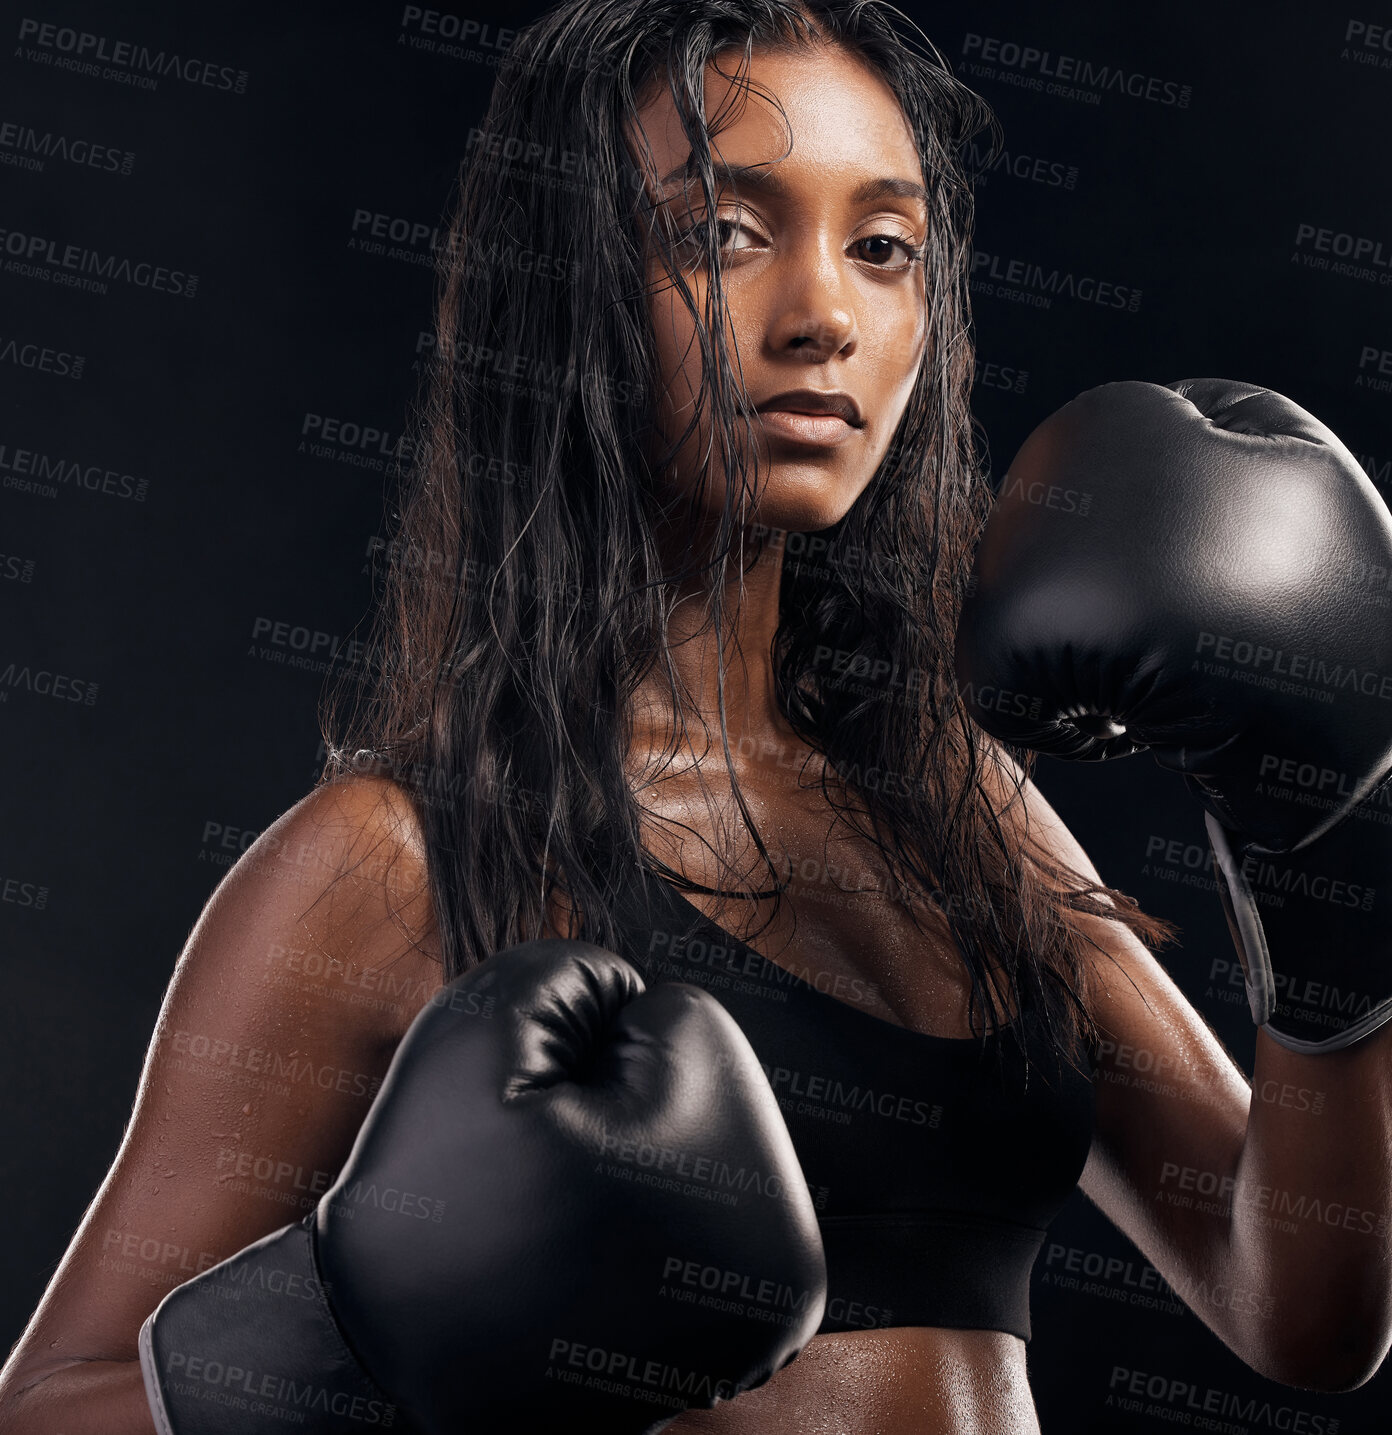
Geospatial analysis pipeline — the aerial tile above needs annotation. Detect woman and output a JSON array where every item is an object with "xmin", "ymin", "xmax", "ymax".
[{"xmin": 1, "ymin": 2, "xmax": 1385, "ymax": 1431}]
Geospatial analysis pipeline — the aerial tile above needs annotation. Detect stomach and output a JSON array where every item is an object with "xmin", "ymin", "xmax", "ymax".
[{"xmin": 660, "ymin": 1326, "xmax": 1041, "ymax": 1435}]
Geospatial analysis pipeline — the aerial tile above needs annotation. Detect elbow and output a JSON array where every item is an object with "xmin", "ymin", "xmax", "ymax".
[
  {"xmin": 1259, "ymin": 1317, "xmax": 1392, "ymax": 1393},
  {"xmin": 1294, "ymin": 1348, "xmax": 1390, "ymax": 1395},
  {"xmin": 1268, "ymin": 1355, "xmax": 1384, "ymax": 1395}
]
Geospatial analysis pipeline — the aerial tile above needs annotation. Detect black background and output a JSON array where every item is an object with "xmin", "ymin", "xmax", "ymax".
[{"xmin": 3, "ymin": 2, "xmax": 1390, "ymax": 1430}]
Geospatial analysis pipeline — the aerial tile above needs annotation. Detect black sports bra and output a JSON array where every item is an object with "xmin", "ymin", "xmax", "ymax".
[{"xmin": 605, "ymin": 857, "xmax": 1097, "ymax": 1341}]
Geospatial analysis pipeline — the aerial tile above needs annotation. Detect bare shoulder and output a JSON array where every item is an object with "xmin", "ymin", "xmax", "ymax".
[
  {"xmin": 0, "ymin": 774, "xmax": 445, "ymax": 1400},
  {"xmin": 199, "ymin": 772, "xmax": 445, "ymax": 1048}
]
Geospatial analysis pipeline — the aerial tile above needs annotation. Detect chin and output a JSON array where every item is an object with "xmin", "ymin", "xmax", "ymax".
[{"xmin": 747, "ymin": 463, "xmax": 868, "ymax": 534}]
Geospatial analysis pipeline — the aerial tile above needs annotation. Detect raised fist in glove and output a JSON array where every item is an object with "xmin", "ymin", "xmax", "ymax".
[{"xmin": 955, "ymin": 378, "xmax": 1392, "ymax": 1052}]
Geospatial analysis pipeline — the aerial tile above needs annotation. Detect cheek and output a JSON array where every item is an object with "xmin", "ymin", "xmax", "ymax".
[
  {"xmin": 876, "ymin": 289, "xmax": 928, "ymax": 385},
  {"xmin": 648, "ymin": 270, "xmax": 706, "ymax": 417}
]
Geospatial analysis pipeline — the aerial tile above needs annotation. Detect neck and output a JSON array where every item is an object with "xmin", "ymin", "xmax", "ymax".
[{"xmin": 633, "ymin": 512, "xmax": 801, "ymax": 762}]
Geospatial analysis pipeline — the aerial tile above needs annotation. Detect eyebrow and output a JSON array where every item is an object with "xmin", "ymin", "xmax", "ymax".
[{"xmin": 658, "ymin": 158, "xmax": 928, "ymax": 209}]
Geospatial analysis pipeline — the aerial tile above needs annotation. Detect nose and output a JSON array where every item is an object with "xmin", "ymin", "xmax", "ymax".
[{"xmin": 766, "ymin": 235, "xmax": 858, "ymax": 361}]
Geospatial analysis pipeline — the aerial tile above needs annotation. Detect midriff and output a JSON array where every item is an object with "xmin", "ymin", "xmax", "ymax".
[{"xmin": 659, "ymin": 1325, "xmax": 1040, "ymax": 1435}]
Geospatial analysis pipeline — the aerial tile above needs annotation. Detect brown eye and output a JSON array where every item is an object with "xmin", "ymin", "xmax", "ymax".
[
  {"xmin": 668, "ymin": 205, "xmax": 757, "ymax": 255},
  {"xmin": 673, "ymin": 211, "xmax": 763, "ymax": 266},
  {"xmin": 710, "ymin": 218, "xmax": 761, "ymax": 252},
  {"xmin": 854, "ymin": 234, "xmax": 921, "ymax": 269}
]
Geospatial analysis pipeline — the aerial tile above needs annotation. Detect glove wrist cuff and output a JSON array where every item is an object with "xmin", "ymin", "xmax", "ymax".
[
  {"xmin": 1205, "ymin": 799, "xmax": 1392, "ymax": 1054},
  {"xmin": 138, "ymin": 1215, "xmax": 421, "ymax": 1433}
]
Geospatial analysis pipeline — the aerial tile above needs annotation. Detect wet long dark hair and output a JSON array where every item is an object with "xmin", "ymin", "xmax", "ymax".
[{"xmin": 318, "ymin": 0, "xmax": 1177, "ymax": 1077}]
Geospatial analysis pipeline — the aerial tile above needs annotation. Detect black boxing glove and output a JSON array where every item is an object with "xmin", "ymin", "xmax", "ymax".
[
  {"xmin": 1203, "ymin": 773, "xmax": 1392, "ymax": 1050},
  {"xmin": 139, "ymin": 939, "xmax": 827, "ymax": 1433},
  {"xmin": 955, "ymin": 378, "xmax": 1392, "ymax": 1052}
]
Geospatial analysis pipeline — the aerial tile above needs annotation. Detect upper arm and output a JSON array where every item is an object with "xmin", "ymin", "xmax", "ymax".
[
  {"xmin": 987, "ymin": 751, "xmax": 1255, "ymax": 1320},
  {"xmin": 0, "ymin": 776, "xmax": 445, "ymax": 1394}
]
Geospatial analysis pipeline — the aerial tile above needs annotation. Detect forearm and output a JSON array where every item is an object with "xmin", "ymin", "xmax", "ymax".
[
  {"xmin": 1224, "ymin": 1018, "xmax": 1392, "ymax": 1388},
  {"xmin": 0, "ymin": 1360, "xmax": 156, "ymax": 1435}
]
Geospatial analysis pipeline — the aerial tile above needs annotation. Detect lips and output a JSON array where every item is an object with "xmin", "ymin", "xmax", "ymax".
[
  {"xmin": 751, "ymin": 388, "xmax": 865, "ymax": 449},
  {"xmin": 754, "ymin": 389, "xmax": 865, "ymax": 428}
]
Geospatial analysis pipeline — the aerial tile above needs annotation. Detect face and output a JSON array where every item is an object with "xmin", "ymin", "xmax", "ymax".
[{"xmin": 633, "ymin": 42, "xmax": 930, "ymax": 539}]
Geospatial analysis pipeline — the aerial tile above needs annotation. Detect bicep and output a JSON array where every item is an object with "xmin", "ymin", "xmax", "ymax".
[
  {"xmin": 1002, "ymin": 764, "xmax": 1253, "ymax": 1296},
  {"xmin": 2, "ymin": 778, "xmax": 443, "ymax": 1389},
  {"xmin": 1077, "ymin": 908, "xmax": 1252, "ymax": 1296}
]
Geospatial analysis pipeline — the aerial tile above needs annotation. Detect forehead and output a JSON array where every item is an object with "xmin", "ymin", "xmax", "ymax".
[{"xmin": 632, "ymin": 43, "xmax": 921, "ymax": 190}]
